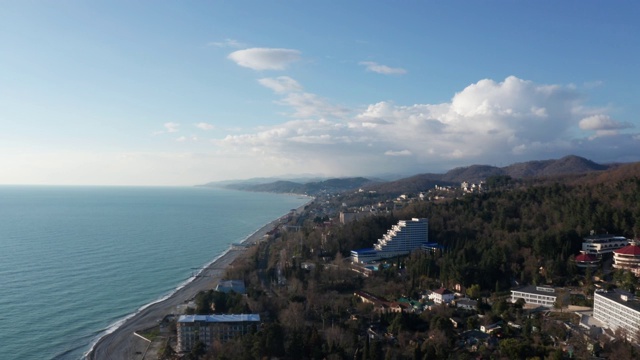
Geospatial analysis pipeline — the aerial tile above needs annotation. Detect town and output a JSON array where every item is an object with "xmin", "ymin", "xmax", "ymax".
[{"xmin": 148, "ymin": 167, "xmax": 640, "ymax": 360}]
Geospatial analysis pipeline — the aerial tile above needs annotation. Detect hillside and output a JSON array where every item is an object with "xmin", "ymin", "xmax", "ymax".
[{"xmin": 201, "ymin": 155, "xmax": 628, "ymax": 196}]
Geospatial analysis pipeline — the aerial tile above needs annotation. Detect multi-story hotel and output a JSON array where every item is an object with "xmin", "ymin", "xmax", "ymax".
[
  {"xmin": 177, "ymin": 314, "xmax": 260, "ymax": 352},
  {"xmin": 582, "ymin": 234, "xmax": 629, "ymax": 256},
  {"xmin": 510, "ymin": 285, "xmax": 567, "ymax": 307},
  {"xmin": 593, "ymin": 290, "xmax": 640, "ymax": 340},
  {"xmin": 613, "ymin": 243, "xmax": 640, "ymax": 276},
  {"xmin": 351, "ymin": 218, "xmax": 428, "ymax": 263}
]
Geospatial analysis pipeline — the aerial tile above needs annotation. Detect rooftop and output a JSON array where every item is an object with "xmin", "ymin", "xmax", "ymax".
[
  {"xmin": 614, "ymin": 244, "xmax": 640, "ymax": 256},
  {"xmin": 178, "ymin": 314, "xmax": 260, "ymax": 323},
  {"xmin": 511, "ymin": 285, "xmax": 559, "ymax": 296},
  {"xmin": 595, "ymin": 290, "xmax": 640, "ymax": 313}
]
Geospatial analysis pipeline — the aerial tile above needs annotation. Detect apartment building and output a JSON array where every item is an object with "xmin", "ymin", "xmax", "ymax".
[
  {"xmin": 593, "ymin": 290, "xmax": 640, "ymax": 340},
  {"xmin": 177, "ymin": 314, "xmax": 260, "ymax": 352}
]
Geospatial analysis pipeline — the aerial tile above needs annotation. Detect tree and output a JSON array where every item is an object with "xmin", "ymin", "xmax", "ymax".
[{"xmin": 466, "ymin": 284, "xmax": 481, "ymax": 300}]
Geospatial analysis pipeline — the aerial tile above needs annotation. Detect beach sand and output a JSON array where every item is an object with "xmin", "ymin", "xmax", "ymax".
[{"xmin": 86, "ymin": 215, "xmax": 284, "ymax": 360}]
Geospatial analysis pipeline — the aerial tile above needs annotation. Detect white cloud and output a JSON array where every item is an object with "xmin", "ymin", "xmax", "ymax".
[
  {"xmin": 165, "ymin": 122, "xmax": 180, "ymax": 133},
  {"xmin": 153, "ymin": 122, "xmax": 180, "ymax": 135},
  {"xmin": 228, "ymin": 48, "xmax": 301, "ymax": 70},
  {"xmin": 359, "ymin": 61, "xmax": 407, "ymax": 75},
  {"xmin": 258, "ymin": 76, "xmax": 303, "ymax": 93},
  {"xmin": 385, "ymin": 150, "xmax": 412, "ymax": 156},
  {"xmin": 207, "ymin": 38, "xmax": 246, "ymax": 48},
  {"xmin": 277, "ymin": 92, "xmax": 350, "ymax": 119},
  {"xmin": 579, "ymin": 114, "xmax": 632, "ymax": 131},
  {"xmin": 195, "ymin": 122, "xmax": 215, "ymax": 131},
  {"xmin": 208, "ymin": 76, "xmax": 639, "ymax": 177}
]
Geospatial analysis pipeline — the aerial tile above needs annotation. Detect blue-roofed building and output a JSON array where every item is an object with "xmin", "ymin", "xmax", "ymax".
[
  {"xmin": 350, "ymin": 218, "xmax": 429, "ymax": 263},
  {"xmin": 177, "ymin": 314, "xmax": 260, "ymax": 352}
]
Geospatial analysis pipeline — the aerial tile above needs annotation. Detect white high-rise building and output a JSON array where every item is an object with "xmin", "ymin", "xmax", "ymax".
[
  {"xmin": 351, "ymin": 218, "xmax": 428, "ymax": 263},
  {"xmin": 593, "ymin": 290, "xmax": 640, "ymax": 340}
]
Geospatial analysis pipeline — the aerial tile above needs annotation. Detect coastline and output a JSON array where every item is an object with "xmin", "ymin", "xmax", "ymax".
[{"xmin": 85, "ymin": 202, "xmax": 305, "ymax": 360}]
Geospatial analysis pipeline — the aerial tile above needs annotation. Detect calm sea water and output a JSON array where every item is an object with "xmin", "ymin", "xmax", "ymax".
[{"xmin": 0, "ymin": 186, "xmax": 308, "ymax": 360}]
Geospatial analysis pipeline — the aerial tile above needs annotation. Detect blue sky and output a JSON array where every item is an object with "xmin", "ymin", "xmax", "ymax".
[{"xmin": 1, "ymin": 1, "xmax": 639, "ymax": 185}]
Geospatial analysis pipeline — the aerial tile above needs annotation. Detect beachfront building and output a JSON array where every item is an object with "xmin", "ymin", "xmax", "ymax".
[
  {"xmin": 177, "ymin": 314, "xmax": 260, "ymax": 352},
  {"xmin": 582, "ymin": 234, "xmax": 629, "ymax": 256},
  {"xmin": 351, "ymin": 218, "xmax": 428, "ymax": 263},
  {"xmin": 510, "ymin": 285, "xmax": 567, "ymax": 308},
  {"xmin": 613, "ymin": 243, "xmax": 640, "ymax": 276},
  {"xmin": 593, "ymin": 290, "xmax": 640, "ymax": 340}
]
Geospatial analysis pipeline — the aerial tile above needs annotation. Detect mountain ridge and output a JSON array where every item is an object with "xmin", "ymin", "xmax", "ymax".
[{"xmin": 200, "ymin": 155, "xmax": 634, "ymax": 195}]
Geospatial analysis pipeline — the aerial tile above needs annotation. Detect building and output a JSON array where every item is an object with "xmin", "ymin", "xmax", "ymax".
[
  {"xmin": 455, "ymin": 298, "xmax": 478, "ymax": 310},
  {"xmin": 177, "ymin": 314, "xmax": 260, "ymax": 352},
  {"xmin": 574, "ymin": 251, "xmax": 600, "ymax": 269},
  {"xmin": 351, "ymin": 218, "xmax": 428, "ymax": 263},
  {"xmin": 613, "ymin": 243, "xmax": 640, "ymax": 276},
  {"xmin": 593, "ymin": 290, "xmax": 640, "ymax": 340},
  {"xmin": 510, "ymin": 285, "xmax": 567, "ymax": 308},
  {"xmin": 428, "ymin": 287, "xmax": 454, "ymax": 305},
  {"xmin": 582, "ymin": 234, "xmax": 629, "ymax": 256},
  {"xmin": 215, "ymin": 280, "xmax": 246, "ymax": 294}
]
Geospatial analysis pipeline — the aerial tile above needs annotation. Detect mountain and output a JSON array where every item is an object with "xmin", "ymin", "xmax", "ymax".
[
  {"xmin": 200, "ymin": 155, "xmax": 623, "ymax": 196},
  {"xmin": 360, "ymin": 155, "xmax": 614, "ymax": 195}
]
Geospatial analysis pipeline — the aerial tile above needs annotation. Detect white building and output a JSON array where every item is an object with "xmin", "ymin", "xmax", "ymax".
[
  {"xmin": 351, "ymin": 218, "xmax": 428, "ymax": 263},
  {"xmin": 510, "ymin": 285, "xmax": 567, "ymax": 308},
  {"xmin": 582, "ymin": 234, "xmax": 629, "ymax": 256},
  {"xmin": 613, "ymin": 243, "xmax": 640, "ymax": 276},
  {"xmin": 593, "ymin": 290, "xmax": 640, "ymax": 340},
  {"xmin": 429, "ymin": 288, "xmax": 454, "ymax": 305}
]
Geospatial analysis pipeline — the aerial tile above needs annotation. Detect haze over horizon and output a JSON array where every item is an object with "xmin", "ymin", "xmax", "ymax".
[{"xmin": 2, "ymin": 2, "xmax": 639, "ymax": 186}]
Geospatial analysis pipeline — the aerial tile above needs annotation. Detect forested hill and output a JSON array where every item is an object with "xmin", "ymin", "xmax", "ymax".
[
  {"xmin": 363, "ymin": 155, "xmax": 612, "ymax": 195},
  {"xmin": 201, "ymin": 155, "xmax": 616, "ymax": 195},
  {"xmin": 325, "ymin": 163, "xmax": 640, "ymax": 293}
]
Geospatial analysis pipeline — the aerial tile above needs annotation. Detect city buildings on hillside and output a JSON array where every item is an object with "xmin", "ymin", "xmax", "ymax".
[
  {"xmin": 509, "ymin": 285, "xmax": 567, "ymax": 308},
  {"xmin": 350, "ymin": 218, "xmax": 429, "ymax": 263},
  {"xmin": 582, "ymin": 234, "xmax": 629, "ymax": 256},
  {"xmin": 613, "ymin": 242, "xmax": 640, "ymax": 276},
  {"xmin": 593, "ymin": 290, "xmax": 640, "ymax": 340},
  {"xmin": 177, "ymin": 314, "xmax": 260, "ymax": 353}
]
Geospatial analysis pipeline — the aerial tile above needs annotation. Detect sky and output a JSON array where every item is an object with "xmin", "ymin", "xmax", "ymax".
[{"xmin": 1, "ymin": 1, "xmax": 639, "ymax": 186}]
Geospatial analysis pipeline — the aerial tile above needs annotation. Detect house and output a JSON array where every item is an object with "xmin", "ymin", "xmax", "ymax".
[
  {"xmin": 429, "ymin": 288, "xmax": 454, "ymax": 305},
  {"xmin": 455, "ymin": 298, "xmax": 478, "ymax": 311}
]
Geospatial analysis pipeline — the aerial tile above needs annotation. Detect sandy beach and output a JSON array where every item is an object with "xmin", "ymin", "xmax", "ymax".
[{"xmin": 86, "ymin": 215, "xmax": 286, "ymax": 360}]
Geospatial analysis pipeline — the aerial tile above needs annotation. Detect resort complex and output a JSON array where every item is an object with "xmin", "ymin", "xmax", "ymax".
[{"xmin": 350, "ymin": 218, "xmax": 429, "ymax": 263}]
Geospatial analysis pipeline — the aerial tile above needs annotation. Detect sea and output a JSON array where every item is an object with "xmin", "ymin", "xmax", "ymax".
[{"xmin": 0, "ymin": 185, "xmax": 309, "ymax": 360}]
